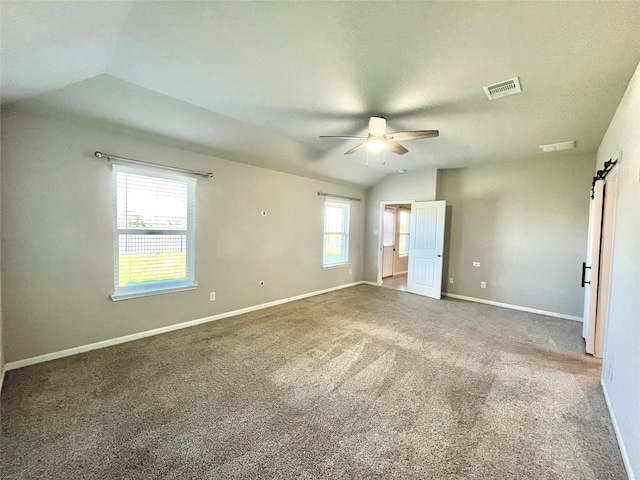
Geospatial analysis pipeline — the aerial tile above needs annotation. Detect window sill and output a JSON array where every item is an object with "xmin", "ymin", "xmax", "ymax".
[
  {"xmin": 323, "ymin": 263, "xmax": 350, "ymax": 270},
  {"xmin": 111, "ymin": 283, "xmax": 198, "ymax": 302}
]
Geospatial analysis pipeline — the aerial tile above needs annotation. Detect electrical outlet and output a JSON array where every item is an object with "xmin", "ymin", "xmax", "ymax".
[
  {"xmin": 449, "ymin": 277, "xmax": 454, "ymax": 284},
  {"xmin": 473, "ymin": 262, "xmax": 481, "ymax": 267},
  {"xmin": 349, "ymin": 269, "xmax": 352, "ymax": 275},
  {"xmin": 209, "ymin": 292, "xmax": 216, "ymax": 301},
  {"xmin": 480, "ymin": 281, "xmax": 486, "ymax": 289}
]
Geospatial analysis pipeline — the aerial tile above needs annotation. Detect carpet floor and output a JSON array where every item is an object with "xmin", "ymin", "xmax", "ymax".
[{"xmin": 1, "ymin": 285, "xmax": 626, "ymax": 479}]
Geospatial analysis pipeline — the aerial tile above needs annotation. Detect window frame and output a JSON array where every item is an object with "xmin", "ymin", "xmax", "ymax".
[
  {"xmin": 111, "ymin": 164, "xmax": 197, "ymax": 301},
  {"xmin": 398, "ymin": 209, "xmax": 410, "ymax": 257},
  {"xmin": 322, "ymin": 199, "xmax": 350, "ymax": 268}
]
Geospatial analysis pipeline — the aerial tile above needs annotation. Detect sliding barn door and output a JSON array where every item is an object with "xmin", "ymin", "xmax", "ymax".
[
  {"xmin": 407, "ymin": 201, "xmax": 446, "ymax": 299},
  {"xmin": 594, "ymin": 171, "xmax": 618, "ymax": 357},
  {"xmin": 584, "ymin": 180, "xmax": 604, "ymax": 355}
]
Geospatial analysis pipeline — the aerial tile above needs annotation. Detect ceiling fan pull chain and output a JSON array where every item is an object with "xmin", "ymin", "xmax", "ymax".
[
  {"xmin": 383, "ymin": 149, "xmax": 386, "ymax": 166},
  {"xmin": 366, "ymin": 149, "xmax": 369, "ymax": 167}
]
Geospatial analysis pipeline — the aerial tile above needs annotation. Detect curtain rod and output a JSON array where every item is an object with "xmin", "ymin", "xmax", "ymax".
[
  {"xmin": 317, "ymin": 191, "xmax": 361, "ymax": 202},
  {"xmin": 94, "ymin": 152, "xmax": 213, "ymax": 179}
]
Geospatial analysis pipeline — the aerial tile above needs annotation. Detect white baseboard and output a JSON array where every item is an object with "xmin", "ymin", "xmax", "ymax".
[
  {"xmin": 4, "ymin": 281, "xmax": 366, "ymax": 372},
  {"xmin": 443, "ymin": 293, "xmax": 583, "ymax": 322},
  {"xmin": 0, "ymin": 365, "xmax": 5, "ymax": 394},
  {"xmin": 602, "ymin": 379, "xmax": 635, "ymax": 480},
  {"xmin": 361, "ymin": 281, "xmax": 381, "ymax": 286}
]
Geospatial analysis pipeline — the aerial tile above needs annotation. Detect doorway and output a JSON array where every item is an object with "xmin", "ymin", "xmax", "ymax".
[
  {"xmin": 377, "ymin": 200, "xmax": 446, "ymax": 299},
  {"xmin": 381, "ymin": 203, "xmax": 411, "ymax": 291}
]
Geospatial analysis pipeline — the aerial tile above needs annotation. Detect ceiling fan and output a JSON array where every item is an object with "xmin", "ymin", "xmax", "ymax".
[{"xmin": 320, "ymin": 116, "xmax": 439, "ymax": 156}]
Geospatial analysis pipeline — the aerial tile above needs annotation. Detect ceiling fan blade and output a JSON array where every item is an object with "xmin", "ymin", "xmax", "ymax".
[
  {"xmin": 344, "ymin": 143, "xmax": 368, "ymax": 155},
  {"xmin": 386, "ymin": 130, "xmax": 439, "ymax": 142},
  {"xmin": 387, "ymin": 141, "xmax": 409, "ymax": 155},
  {"xmin": 319, "ymin": 135, "xmax": 367, "ymax": 140},
  {"xmin": 368, "ymin": 116, "xmax": 386, "ymax": 137}
]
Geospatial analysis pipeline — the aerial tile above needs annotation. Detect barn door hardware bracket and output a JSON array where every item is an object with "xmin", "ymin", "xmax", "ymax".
[
  {"xmin": 590, "ymin": 158, "xmax": 617, "ymax": 198},
  {"xmin": 581, "ymin": 262, "xmax": 591, "ymax": 288}
]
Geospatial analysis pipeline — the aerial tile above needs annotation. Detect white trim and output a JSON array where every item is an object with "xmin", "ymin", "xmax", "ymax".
[
  {"xmin": 4, "ymin": 282, "xmax": 366, "ymax": 372},
  {"xmin": 361, "ymin": 281, "xmax": 381, "ymax": 286},
  {"xmin": 322, "ymin": 263, "xmax": 350, "ymax": 270},
  {"xmin": 602, "ymin": 379, "xmax": 635, "ymax": 480},
  {"xmin": 0, "ymin": 365, "xmax": 6, "ymax": 394},
  {"xmin": 443, "ymin": 293, "xmax": 583, "ymax": 322},
  {"xmin": 110, "ymin": 283, "xmax": 198, "ymax": 301}
]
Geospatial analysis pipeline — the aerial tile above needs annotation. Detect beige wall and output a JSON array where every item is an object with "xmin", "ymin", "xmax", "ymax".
[
  {"xmin": 437, "ymin": 154, "xmax": 594, "ymax": 317},
  {"xmin": 598, "ymin": 61, "xmax": 640, "ymax": 479},
  {"xmin": 0, "ymin": 107, "xmax": 365, "ymax": 363},
  {"xmin": 364, "ymin": 168, "xmax": 438, "ymax": 281}
]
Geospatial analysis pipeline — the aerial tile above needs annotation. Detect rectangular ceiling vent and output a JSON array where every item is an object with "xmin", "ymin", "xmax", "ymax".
[
  {"xmin": 538, "ymin": 141, "xmax": 576, "ymax": 153},
  {"xmin": 483, "ymin": 77, "xmax": 522, "ymax": 100}
]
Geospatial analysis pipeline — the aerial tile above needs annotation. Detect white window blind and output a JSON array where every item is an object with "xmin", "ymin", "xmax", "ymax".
[
  {"xmin": 323, "ymin": 200, "xmax": 350, "ymax": 267},
  {"xmin": 398, "ymin": 209, "xmax": 410, "ymax": 256},
  {"xmin": 383, "ymin": 210, "xmax": 395, "ymax": 247},
  {"xmin": 113, "ymin": 165, "xmax": 196, "ymax": 299}
]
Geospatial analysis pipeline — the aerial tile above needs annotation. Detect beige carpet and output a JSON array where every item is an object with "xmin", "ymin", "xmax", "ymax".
[{"xmin": 1, "ymin": 285, "xmax": 626, "ymax": 479}]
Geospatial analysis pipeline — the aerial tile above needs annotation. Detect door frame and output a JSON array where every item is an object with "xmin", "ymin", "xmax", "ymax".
[
  {"xmin": 382, "ymin": 206, "xmax": 398, "ymax": 279},
  {"xmin": 376, "ymin": 200, "xmax": 415, "ymax": 285}
]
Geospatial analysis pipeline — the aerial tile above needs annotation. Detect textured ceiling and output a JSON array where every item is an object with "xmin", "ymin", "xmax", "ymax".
[{"xmin": 2, "ymin": 1, "xmax": 639, "ymax": 187}]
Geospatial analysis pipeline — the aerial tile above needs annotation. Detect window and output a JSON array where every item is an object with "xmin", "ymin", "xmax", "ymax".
[
  {"xmin": 398, "ymin": 209, "xmax": 410, "ymax": 256},
  {"xmin": 112, "ymin": 165, "xmax": 196, "ymax": 299},
  {"xmin": 323, "ymin": 200, "xmax": 350, "ymax": 267},
  {"xmin": 383, "ymin": 209, "xmax": 395, "ymax": 247}
]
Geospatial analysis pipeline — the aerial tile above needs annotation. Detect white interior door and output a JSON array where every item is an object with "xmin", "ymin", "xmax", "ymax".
[
  {"xmin": 382, "ymin": 207, "xmax": 396, "ymax": 278},
  {"xmin": 594, "ymin": 170, "xmax": 618, "ymax": 357},
  {"xmin": 585, "ymin": 180, "xmax": 604, "ymax": 354},
  {"xmin": 582, "ymin": 197, "xmax": 596, "ymax": 339},
  {"xmin": 407, "ymin": 201, "xmax": 446, "ymax": 299}
]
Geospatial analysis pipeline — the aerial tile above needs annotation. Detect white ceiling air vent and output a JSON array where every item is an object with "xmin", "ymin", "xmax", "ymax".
[
  {"xmin": 538, "ymin": 141, "xmax": 576, "ymax": 153},
  {"xmin": 483, "ymin": 77, "xmax": 522, "ymax": 100}
]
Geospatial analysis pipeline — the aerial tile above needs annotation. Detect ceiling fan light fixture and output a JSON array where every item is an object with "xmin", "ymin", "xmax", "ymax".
[{"xmin": 366, "ymin": 138, "xmax": 386, "ymax": 152}]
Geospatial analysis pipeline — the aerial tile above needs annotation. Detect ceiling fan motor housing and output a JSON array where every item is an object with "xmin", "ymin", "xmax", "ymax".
[{"xmin": 369, "ymin": 116, "xmax": 387, "ymax": 137}]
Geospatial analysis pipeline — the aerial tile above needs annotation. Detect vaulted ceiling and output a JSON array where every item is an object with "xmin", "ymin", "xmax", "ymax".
[{"xmin": 2, "ymin": 1, "xmax": 639, "ymax": 187}]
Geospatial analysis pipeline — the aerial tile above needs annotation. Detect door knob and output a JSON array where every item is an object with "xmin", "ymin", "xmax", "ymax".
[{"xmin": 437, "ymin": 254, "xmax": 442, "ymax": 257}]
